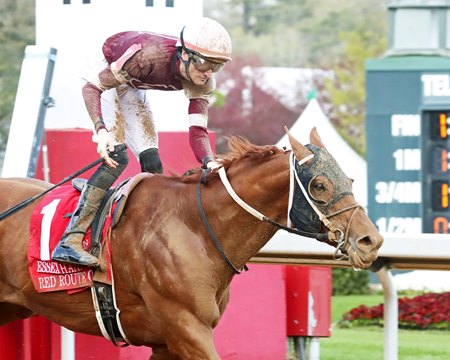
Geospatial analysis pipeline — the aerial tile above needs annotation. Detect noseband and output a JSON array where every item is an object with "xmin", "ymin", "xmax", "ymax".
[{"xmin": 322, "ymin": 202, "xmax": 364, "ymax": 260}]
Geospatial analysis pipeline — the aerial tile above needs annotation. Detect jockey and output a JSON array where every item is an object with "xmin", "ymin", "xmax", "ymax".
[{"xmin": 52, "ymin": 17, "xmax": 232, "ymax": 267}]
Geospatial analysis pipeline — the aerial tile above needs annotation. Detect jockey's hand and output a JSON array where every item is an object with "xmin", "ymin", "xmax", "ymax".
[
  {"xmin": 202, "ymin": 156, "xmax": 221, "ymax": 171},
  {"xmin": 96, "ymin": 129, "xmax": 118, "ymax": 168}
]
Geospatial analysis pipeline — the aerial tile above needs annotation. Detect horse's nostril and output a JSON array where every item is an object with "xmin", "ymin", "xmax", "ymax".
[{"xmin": 357, "ymin": 237, "xmax": 373, "ymax": 247}]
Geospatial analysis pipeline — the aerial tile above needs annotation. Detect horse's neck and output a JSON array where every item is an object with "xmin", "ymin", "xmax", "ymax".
[
  {"xmin": 207, "ymin": 156, "xmax": 290, "ymax": 269},
  {"xmin": 115, "ymin": 164, "xmax": 289, "ymax": 279}
]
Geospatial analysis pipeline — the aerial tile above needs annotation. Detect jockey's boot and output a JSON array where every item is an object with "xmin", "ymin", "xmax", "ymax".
[
  {"xmin": 139, "ymin": 148, "xmax": 163, "ymax": 174},
  {"xmin": 51, "ymin": 184, "xmax": 107, "ymax": 267}
]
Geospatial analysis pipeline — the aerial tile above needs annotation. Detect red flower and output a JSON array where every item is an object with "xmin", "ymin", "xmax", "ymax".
[{"xmin": 339, "ymin": 291, "xmax": 450, "ymax": 330}]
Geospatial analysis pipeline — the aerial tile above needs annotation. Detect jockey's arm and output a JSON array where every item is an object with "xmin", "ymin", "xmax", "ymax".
[
  {"xmin": 183, "ymin": 74, "xmax": 218, "ymax": 167},
  {"xmin": 82, "ymin": 67, "xmax": 122, "ymax": 131},
  {"xmin": 189, "ymin": 125, "xmax": 214, "ymax": 167},
  {"xmin": 187, "ymin": 94, "xmax": 216, "ymax": 167},
  {"xmin": 82, "ymin": 67, "xmax": 122, "ymax": 167}
]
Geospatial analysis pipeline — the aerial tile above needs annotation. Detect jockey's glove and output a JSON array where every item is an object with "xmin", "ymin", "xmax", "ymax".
[
  {"xmin": 207, "ymin": 160, "xmax": 221, "ymax": 170},
  {"xmin": 94, "ymin": 128, "xmax": 115, "ymax": 158},
  {"xmin": 202, "ymin": 156, "xmax": 221, "ymax": 170}
]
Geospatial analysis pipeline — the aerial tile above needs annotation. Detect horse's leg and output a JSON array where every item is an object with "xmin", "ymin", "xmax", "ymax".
[
  {"xmin": 0, "ymin": 302, "xmax": 34, "ymax": 326},
  {"xmin": 163, "ymin": 320, "xmax": 221, "ymax": 360}
]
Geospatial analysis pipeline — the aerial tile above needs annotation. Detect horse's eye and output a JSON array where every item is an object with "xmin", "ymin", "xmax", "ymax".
[{"xmin": 315, "ymin": 183, "xmax": 326, "ymax": 192}]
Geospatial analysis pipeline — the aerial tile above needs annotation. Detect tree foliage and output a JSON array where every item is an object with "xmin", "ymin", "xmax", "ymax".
[
  {"xmin": 0, "ymin": 0, "xmax": 35, "ymax": 151},
  {"xmin": 1, "ymin": 0, "xmax": 388, "ymax": 159},
  {"xmin": 208, "ymin": 57, "xmax": 301, "ymax": 151},
  {"xmin": 325, "ymin": 29, "xmax": 387, "ymax": 156},
  {"xmin": 205, "ymin": 0, "xmax": 388, "ymax": 154},
  {"xmin": 206, "ymin": 0, "xmax": 388, "ymax": 68},
  {"xmin": 209, "ymin": 57, "xmax": 333, "ymax": 151}
]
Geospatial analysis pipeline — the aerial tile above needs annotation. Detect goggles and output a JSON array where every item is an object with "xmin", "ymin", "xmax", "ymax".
[{"xmin": 187, "ymin": 50, "xmax": 225, "ymax": 73}]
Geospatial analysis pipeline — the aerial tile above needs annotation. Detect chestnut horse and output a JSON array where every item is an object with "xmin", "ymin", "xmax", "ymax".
[{"xmin": 0, "ymin": 128, "xmax": 383, "ymax": 359}]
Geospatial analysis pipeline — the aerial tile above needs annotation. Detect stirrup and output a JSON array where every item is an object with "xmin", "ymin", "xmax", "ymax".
[{"xmin": 52, "ymin": 242, "xmax": 98, "ymax": 267}]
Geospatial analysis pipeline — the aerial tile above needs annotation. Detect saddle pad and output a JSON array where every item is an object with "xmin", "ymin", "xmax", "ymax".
[{"xmin": 28, "ymin": 185, "xmax": 114, "ymax": 293}]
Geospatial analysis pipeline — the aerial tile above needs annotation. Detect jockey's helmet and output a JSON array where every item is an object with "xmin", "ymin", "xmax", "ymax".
[{"xmin": 177, "ymin": 17, "xmax": 232, "ymax": 64}]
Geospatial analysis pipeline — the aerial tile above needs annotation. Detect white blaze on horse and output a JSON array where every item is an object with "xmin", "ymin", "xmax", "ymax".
[{"xmin": 0, "ymin": 128, "xmax": 383, "ymax": 360}]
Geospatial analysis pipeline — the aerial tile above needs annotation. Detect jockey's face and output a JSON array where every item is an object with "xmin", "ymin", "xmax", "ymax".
[{"xmin": 180, "ymin": 50, "xmax": 225, "ymax": 85}]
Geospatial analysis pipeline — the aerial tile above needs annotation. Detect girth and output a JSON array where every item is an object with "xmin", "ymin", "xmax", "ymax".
[{"xmin": 70, "ymin": 173, "xmax": 154, "ymax": 347}]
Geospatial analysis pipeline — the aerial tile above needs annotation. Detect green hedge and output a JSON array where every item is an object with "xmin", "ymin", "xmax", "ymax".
[{"xmin": 332, "ymin": 268, "xmax": 370, "ymax": 295}]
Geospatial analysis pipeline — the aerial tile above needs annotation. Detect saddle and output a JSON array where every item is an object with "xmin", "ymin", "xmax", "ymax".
[{"xmin": 71, "ymin": 173, "xmax": 152, "ymax": 256}]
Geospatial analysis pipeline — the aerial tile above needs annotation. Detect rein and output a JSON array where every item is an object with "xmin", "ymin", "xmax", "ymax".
[
  {"xmin": 196, "ymin": 179, "xmax": 246, "ymax": 274},
  {"xmin": 0, "ymin": 158, "xmax": 103, "ymax": 222},
  {"xmin": 0, "ymin": 145, "xmax": 127, "ymax": 223},
  {"xmin": 325, "ymin": 203, "xmax": 364, "ymax": 260}
]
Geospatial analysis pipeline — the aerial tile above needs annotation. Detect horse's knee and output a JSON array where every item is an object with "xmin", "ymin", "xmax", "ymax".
[{"xmin": 165, "ymin": 329, "xmax": 220, "ymax": 360}]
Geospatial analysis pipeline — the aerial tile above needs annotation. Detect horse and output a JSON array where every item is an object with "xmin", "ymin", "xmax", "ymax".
[{"xmin": 0, "ymin": 128, "xmax": 383, "ymax": 359}]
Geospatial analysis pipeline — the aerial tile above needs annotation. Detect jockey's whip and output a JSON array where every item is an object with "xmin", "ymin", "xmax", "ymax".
[{"xmin": 0, "ymin": 157, "xmax": 104, "ymax": 222}]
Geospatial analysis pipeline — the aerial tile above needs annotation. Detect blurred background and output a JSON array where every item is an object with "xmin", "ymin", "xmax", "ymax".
[{"xmin": 0, "ymin": 0, "xmax": 387, "ymax": 162}]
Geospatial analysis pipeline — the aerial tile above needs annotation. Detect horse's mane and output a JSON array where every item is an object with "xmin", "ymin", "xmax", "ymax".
[
  {"xmin": 217, "ymin": 136, "xmax": 283, "ymax": 168},
  {"xmin": 178, "ymin": 136, "xmax": 284, "ymax": 184}
]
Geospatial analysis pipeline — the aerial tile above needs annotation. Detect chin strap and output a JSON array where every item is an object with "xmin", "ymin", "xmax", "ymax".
[
  {"xmin": 178, "ymin": 27, "xmax": 193, "ymax": 82},
  {"xmin": 176, "ymin": 50, "xmax": 192, "ymax": 82}
]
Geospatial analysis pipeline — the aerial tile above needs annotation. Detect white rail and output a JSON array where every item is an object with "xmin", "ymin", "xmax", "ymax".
[
  {"xmin": 377, "ymin": 268, "xmax": 398, "ymax": 360},
  {"xmin": 252, "ymin": 231, "xmax": 450, "ymax": 270}
]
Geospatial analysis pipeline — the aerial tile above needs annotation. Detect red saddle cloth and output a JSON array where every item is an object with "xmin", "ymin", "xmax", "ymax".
[{"xmin": 28, "ymin": 185, "xmax": 114, "ymax": 293}]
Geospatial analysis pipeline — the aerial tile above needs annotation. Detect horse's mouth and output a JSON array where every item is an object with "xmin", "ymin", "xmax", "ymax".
[
  {"xmin": 346, "ymin": 236, "xmax": 381, "ymax": 270},
  {"xmin": 347, "ymin": 249, "xmax": 375, "ymax": 270}
]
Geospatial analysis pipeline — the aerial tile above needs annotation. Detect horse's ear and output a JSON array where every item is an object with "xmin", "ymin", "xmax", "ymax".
[
  {"xmin": 310, "ymin": 127, "xmax": 327, "ymax": 150},
  {"xmin": 284, "ymin": 126, "xmax": 310, "ymax": 159}
]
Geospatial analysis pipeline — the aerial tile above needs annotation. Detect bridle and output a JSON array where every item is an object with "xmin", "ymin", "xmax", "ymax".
[
  {"xmin": 196, "ymin": 149, "xmax": 362, "ymax": 274},
  {"xmin": 287, "ymin": 150, "xmax": 363, "ymax": 260}
]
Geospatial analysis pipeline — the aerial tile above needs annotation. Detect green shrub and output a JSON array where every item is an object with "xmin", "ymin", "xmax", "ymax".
[{"xmin": 332, "ymin": 268, "xmax": 370, "ymax": 295}]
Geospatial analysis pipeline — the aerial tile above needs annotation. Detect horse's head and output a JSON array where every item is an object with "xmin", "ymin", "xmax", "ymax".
[{"xmin": 286, "ymin": 127, "xmax": 383, "ymax": 270}]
